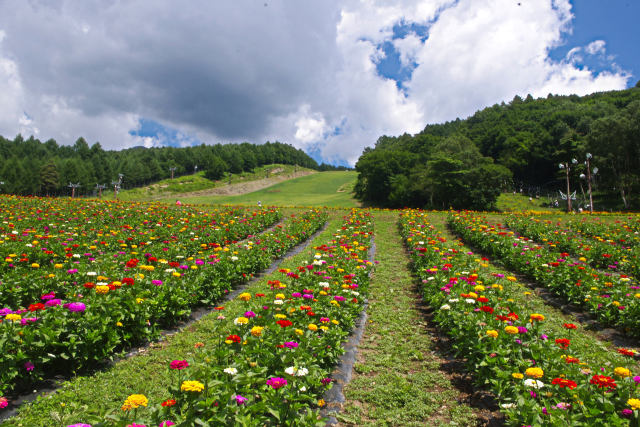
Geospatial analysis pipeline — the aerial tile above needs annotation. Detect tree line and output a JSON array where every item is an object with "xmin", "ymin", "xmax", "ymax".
[
  {"xmin": 355, "ymin": 82, "xmax": 640, "ymax": 210},
  {"xmin": 0, "ymin": 137, "xmax": 323, "ymax": 197}
]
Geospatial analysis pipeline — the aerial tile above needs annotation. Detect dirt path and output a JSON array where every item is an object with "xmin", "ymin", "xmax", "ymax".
[{"xmin": 149, "ymin": 170, "xmax": 315, "ymax": 200}]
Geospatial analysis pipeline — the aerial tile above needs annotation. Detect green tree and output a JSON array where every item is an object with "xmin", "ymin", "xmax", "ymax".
[{"xmin": 40, "ymin": 161, "xmax": 59, "ymax": 195}]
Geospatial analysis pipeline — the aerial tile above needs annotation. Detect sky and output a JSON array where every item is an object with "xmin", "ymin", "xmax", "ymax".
[{"xmin": 0, "ymin": 0, "xmax": 637, "ymax": 167}]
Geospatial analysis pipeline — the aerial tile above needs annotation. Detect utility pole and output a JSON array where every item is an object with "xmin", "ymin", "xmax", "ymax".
[
  {"xmin": 580, "ymin": 153, "xmax": 598, "ymax": 213},
  {"xmin": 112, "ymin": 174, "xmax": 124, "ymax": 199},
  {"xmin": 170, "ymin": 167, "xmax": 176, "ymax": 179}
]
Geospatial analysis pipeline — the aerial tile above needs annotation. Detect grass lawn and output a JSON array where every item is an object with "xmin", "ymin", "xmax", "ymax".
[{"xmin": 182, "ymin": 171, "xmax": 360, "ymax": 207}]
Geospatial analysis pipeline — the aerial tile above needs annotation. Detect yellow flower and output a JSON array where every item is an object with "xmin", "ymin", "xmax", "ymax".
[
  {"xmin": 628, "ymin": 398, "xmax": 640, "ymax": 410},
  {"xmin": 238, "ymin": 292, "xmax": 251, "ymax": 302},
  {"xmin": 181, "ymin": 380, "xmax": 204, "ymax": 392},
  {"xmin": 5, "ymin": 313, "xmax": 21, "ymax": 322},
  {"xmin": 121, "ymin": 394, "xmax": 148, "ymax": 411},
  {"xmin": 525, "ymin": 367, "xmax": 544, "ymax": 378},
  {"xmin": 250, "ymin": 326, "xmax": 264, "ymax": 337},
  {"xmin": 308, "ymin": 323, "xmax": 318, "ymax": 331},
  {"xmin": 294, "ymin": 329, "xmax": 304, "ymax": 336},
  {"xmin": 234, "ymin": 317, "xmax": 249, "ymax": 325},
  {"xmin": 318, "ymin": 399, "xmax": 326, "ymax": 407},
  {"xmin": 486, "ymin": 330, "xmax": 498, "ymax": 338},
  {"xmin": 116, "ymin": 321, "xmax": 123, "ymax": 327},
  {"xmin": 474, "ymin": 285, "xmax": 485, "ymax": 292},
  {"xmin": 275, "ymin": 293, "xmax": 285, "ymax": 300},
  {"xmin": 95, "ymin": 285, "xmax": 110, "ymax": 294},
  {"xmin": 614, "ymin": 367, "xmax": 631, "ymax": 377},
  {"xmin": 31, "ymin": 263, "xmax": 40, "ymax": 268},
  {"xmin": 274, "ymin": 314, "xmax": 287, "ymax": 319},
  {"xmin": 505, "ymin": 326, "xmax": 519, "ymax": 335},
  {"xmin": 512, "ymin": 373, "xmax": 524, "ymax": 379},
  {"xmin": 54, "ymin": 263, "xmax": 63, "ymax": 269},
  {"xmin": 530, "ymin": 313, "xmax": 545, "ymax": 322}
]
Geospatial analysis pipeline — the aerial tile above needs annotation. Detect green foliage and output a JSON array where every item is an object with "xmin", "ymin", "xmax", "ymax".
[
  {"xmin": 356, "ymin": 87, "xmax": 640, "ymax": 210},
  {"xmin": 0, "ymin": 136, "xmax": 319, "ymax": 197}
]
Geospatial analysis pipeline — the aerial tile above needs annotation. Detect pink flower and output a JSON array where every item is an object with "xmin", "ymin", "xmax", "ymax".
[
  {"xmin": 266, "ymin": 377, "xmax": 287, "ymax": 389},
  {"xmin": 0, "ymin": 396, "xmax": 8, "ymax": 409},
  {"xmin": 159, "ymin": 422, "xmax": 176, "ymax": 427},
  {"xmin": 170, "ymin": 360, "xmax": 189, "ymax": 370},
  {"xmin": 24, "ymin": 361, "xmax": 34, "ymax": 371}
]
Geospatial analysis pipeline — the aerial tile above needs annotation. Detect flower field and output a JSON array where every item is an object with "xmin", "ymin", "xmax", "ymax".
[
  {"xmin": 449, "ymin": 211, "xmax": 640, "ymax": 336},
  {"xmin": 401, "ymin": 210, "xmax": 640, "ymax": 426},
  {"xmin": 3, "ymin": 196, "xmax": 640, "ymax": 427},
  {"xmin": 0, "ymin": 196, "xmax": 328, "ymax": 397}
]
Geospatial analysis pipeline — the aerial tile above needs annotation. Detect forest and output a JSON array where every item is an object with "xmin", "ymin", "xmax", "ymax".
[
  {"xmin": 355, "ymin": 82, "xmax": 640, "ymax": 210},
  {"xmin": 0, "ymin": 138, "xmax": 327, "ymax": 197}
]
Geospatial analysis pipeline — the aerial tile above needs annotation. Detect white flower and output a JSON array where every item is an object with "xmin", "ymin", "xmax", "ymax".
[
  {"xmin": 230, "ymin": 256, "xmax": 239, "ymax": 261},
  {"xmin": 319, "ymin": 282, "xmax": 330, "ymax": 288},
  {"xmin": 165, "ymin": 268, "xmax": 176, "ymax": 273},
  {"xmin": 523, "ymin": 379, "xmax": 544, "ymax": 389},
  {"xmin": 448, "ymin": 298, "xmax": 459, "ymax": 303},
  {"xmin": 313, "ymin": 260, "xmax": 323, "ymax": 266},
  {"xmin": 285, "ymin": 366, "xmax": 309, "ymax": 377},
  {"xmin": 418, "ymin": 241, "xmax": 424, "ymax": 245},
  {"xmin": 223, "ymin": 367, "xmax": 238, "ymax": 375},
  {"xmin": 427, "ymin": 277, "xmax": 435, "ymax": 281},
  {"xmin": 273, "ymin": 300, "xmax": 284, "ymax": 305},
  {"xmin": 314, "ymin": 254, "xmax": 322, "ymax": 259},
  {"xmin": 440, "ymin": 304, "xmax": 451, "ymax": 310},
  {"xmin": 461, "ymin": 271, "xmax": 469, "ymax": 275},
  {"xmin": 299, "ymin": 386, "xmax": 307, "ymax": 392},
  {"xmin": 86, "ymin": 272, "xmax": 97, "ymax": 276},
  {"xmin": 465, "ymin": 299, "xmax": 476, "ymax": 304},
  {"xmin": 500, "ymin": 403, "xmax": 516, "ymax": 409},
  {"xmin": 351, "ymin": 291, "xmax": 360, "ymax": 296}
]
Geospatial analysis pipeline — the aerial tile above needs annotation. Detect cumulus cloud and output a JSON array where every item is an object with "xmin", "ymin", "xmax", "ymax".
[{"xmin": 0, "ymin": 0, "xmax": 632, "ymax": 165}]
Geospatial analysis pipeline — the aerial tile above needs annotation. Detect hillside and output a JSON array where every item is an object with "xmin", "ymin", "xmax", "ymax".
[{"xmin": 355, "ymin": 86, "xmax": 640, "ymax": 211}]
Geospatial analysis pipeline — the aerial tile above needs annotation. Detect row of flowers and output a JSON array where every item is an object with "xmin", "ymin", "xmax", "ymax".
[
  {"xmin": 566, "ymin": 216, "xmax": 640, "ymax": 248},
  {"xmin": 400, "ymin": 209, "xmax": 640, "ymax": 426},
  {"xmin": 0, "ymin": 200, "xmax": 325, "ymax": 397},
  {"xmin": 506, "ymin": 214, "xmax": 640, "ymax": 278},
  {"xmin": 59, "ymin": 209, "xmax": 374, "ymax": 426},
  {"xmin": 0, "ymin": 196, "xmax": 282, "ymax": 308},
  {"xmin": 448, "ymin": 211, "xmax": 640, "ymax": 337}
]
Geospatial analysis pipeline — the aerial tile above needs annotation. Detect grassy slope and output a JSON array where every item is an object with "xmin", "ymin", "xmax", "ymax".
[
  {"xmin": 181, "ymin": 171, "xmax": 359, "ymax": 208},
  {"xmin": 116, "ymin": 164, "xmax": 314, "ymax": 201}
]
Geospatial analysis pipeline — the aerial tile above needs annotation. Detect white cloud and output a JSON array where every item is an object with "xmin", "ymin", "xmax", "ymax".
[
  {"xmin": 585, "ymin": 40, "xmax": 606, "ymax": 55},
  {"xmin": 0, "ymin": 0, "xmax": 632, "ymax": 167}
]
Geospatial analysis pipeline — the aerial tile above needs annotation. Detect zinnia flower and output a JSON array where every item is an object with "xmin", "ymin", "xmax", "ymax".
[
  {"xmin": 170, "ymin": 360, "xmax": 189, "ymax": 370},
  {"xmin": 505, "ymin": 326, "xmax": 519, "ymax": 335},
  {"xmin": 555, "ymin": 338, "xmax": 570, "ymax": 349},
  {"xmin": 486, "ymin": 330, "xmax": 498, "ymax": 338},
  {"xmin": 628, "ymin": 398, "xmax": 640, "ymax": 410},
  {"xmin": 525, "ymin": 367, "xmax": 544, "ymax": 378},
  {"xmin": 0, "ymin": 397, "xmax": 8, "ymax": 409},
  {"xmin": 181, "ymin": 380, "xmax": 205, "ymax": 392},
  {"xmin": 159, "ymin": 422, "xmax": 176, "ymax": 427},
  {"xmin": 67, "ymin": 302, "xmax": 86, "ymax": 313},
  {"xmin": 121, "ymin": 394, "xmax": 148, "ymax": 411},
  {"xmin": 266, "ymin": 377, "xmax": 287, "ymax": 389},
  {"xmin": 551, "ymin": 378, "xmax": 577, "ymax": 389},
  {"xmin": 529, "ymin": 313, "xmax": 545, "ymax": 322},
  {"xmin": 590, "ymin": 375, "xmax": 617, "ymax": 389},
  {"xmin": 233, "ymin": 395, "xmax": 248, "ymax": 405},
  {"xmin": 524, "ymin": 379, "xmax": 544, "ymax": 389},
  {"xmin": 615, "ymin": 367, "xmax": 631, "ymax": 378}
]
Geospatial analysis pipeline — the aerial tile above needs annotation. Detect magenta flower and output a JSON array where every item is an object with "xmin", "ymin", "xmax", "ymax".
[
  {"xmin": 169, "ymin": 360, "xmax": 189, "ymax": 370},
  {"xmin": 67, "ymin": 302, "xmax": 86, "ymax": 312},
  {"xmin": 67, "ymin": 424, "xmax": 92, "ymax": 427},
  {"xmin": 0, "ymin": 396, "xmax": 8, "ymax": 409},
  {"xmin": 152, "ymin": 280, "xmax": 163, "ymax": 286},
  {"xmin": 283, "ymin": 341, "xmax": 299, "ymax": 349},
  {"xmin": 233, "ymin": 395, "xmax": 248, "ymax": 405},
  {"xmin": 24, "ymin": 361, "xmax": 34, "ymax": 371},
  {"xmin": 266, "ymin": 377, "xmax": 287, "ymax": 389},
  {"xmin": 159, "ymin": 422, "xmax": 176, "ymax": 427},
  {"xmin": 244, "ymin": 311, "xmax": 256, "ymax": 318}
]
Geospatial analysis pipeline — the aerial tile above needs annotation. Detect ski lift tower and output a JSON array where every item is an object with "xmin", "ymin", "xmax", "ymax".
[{"xmin": 68, "ymin": 182, "xmax": 81, "ymax": 198}]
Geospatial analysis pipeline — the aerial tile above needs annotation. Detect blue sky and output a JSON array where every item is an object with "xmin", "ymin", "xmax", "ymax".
[
  {"xmin": 0, "ymin": 1, "xmax": 635, "ymax": 166},
  {"xmin": 548, "ymin": 0, "xmax": 639, "ymax": 84}
]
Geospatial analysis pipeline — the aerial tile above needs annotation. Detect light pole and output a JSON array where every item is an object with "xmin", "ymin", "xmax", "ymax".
[
  {"xmin": 194, "ymin": 165, "xmax": 198, "ymax": 174},
  {"xmin": 559, "ymin": 158, "xmax": 577, "ymax": 212},
  {"xmin": 68, "ymin": 182, "xmax": 81, "ymax": 198},
  {"xmin": 170, "ymin": 167, "xmax": 176, "ymax": 179},
  {"xmin": 579, "ymin": 153, "xmax": 598, "ymax": 213},
  {"xmin": 95, "ymin": 183, "xmax": 106, "ymax": 198}
]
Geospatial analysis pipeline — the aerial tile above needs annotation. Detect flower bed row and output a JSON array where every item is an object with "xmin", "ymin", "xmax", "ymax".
[
  {"xmin": 0, "ymin": 206, "xmax": 324, "ymax": 397},
  {"xmin": 567, "ymin": 216, "xmax": 640, "ymax": 248},
  {"xmin": 0, "ymin": 196, "xmax": 282, "ymax": 308},
  {"xmin": 57, "ymin": 209, "xmax": 374, "ymax": 426},
  {"xmin": 448, "ymin": 211, "xmax": 640, "ymax": 337},
  {"xmin": 400, "ymin": 209, "xmax": 640, "ymax": 426},
  {"xmin": 506, "ymin": 214, "xmax": 640, "ymax": 278}
]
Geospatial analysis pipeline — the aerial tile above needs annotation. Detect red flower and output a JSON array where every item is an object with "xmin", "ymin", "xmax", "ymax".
[
  {"xmin": 276, "ymin": 319, "xmax": 293, "ymax": 328},
  {"xmin": 507, "ymin": 312, "xmax": 519, "ymax": 321},
  {"xmin": 555, "ymin": 338, "xmax": 571, "ymax": 349},
  {"xmin": 226, "ymin": 334, "xmax": 242, "ymax": 343},
  {"xmin": 83, "ymin": 282, "xmax": 95, "ymax": 289},
  {"xmin": 122, "ymin": 277, "xmax": 135, "ymax": 285},
  {"xmin": 161, "ymin": 399, "xmax": 176, "ymax": 407},
  {"xmin": 590, "ymin": 375, "xmax": 617, "ymax": 389},
  {"xmin": 480, "ymin": 306, "xmax": 494, "ymax": 314},
  {"xmin": 477, "ymin": 297, "xmax": 489, "ymax": 303},
  {"xmin": 552, "ymin": 378, "xmax": 577, "ymax": 389},
  {"xmin": 617, "ymin": 348, "xmax": 636, "ymax": 357},
  {"xmin": 565, "ymin": 356, "xmax": 580, "ymax": 364},
  {"xmin": 563, "ymin": 323, "xmax": 577, "ymax": 330},
  {"xmin": 28, "ymin": 303, "xmax": 46, "ymax": 312},
  {"xmin": 125, "ymin": 258, "xmax": 139, "ymax": 268}
]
